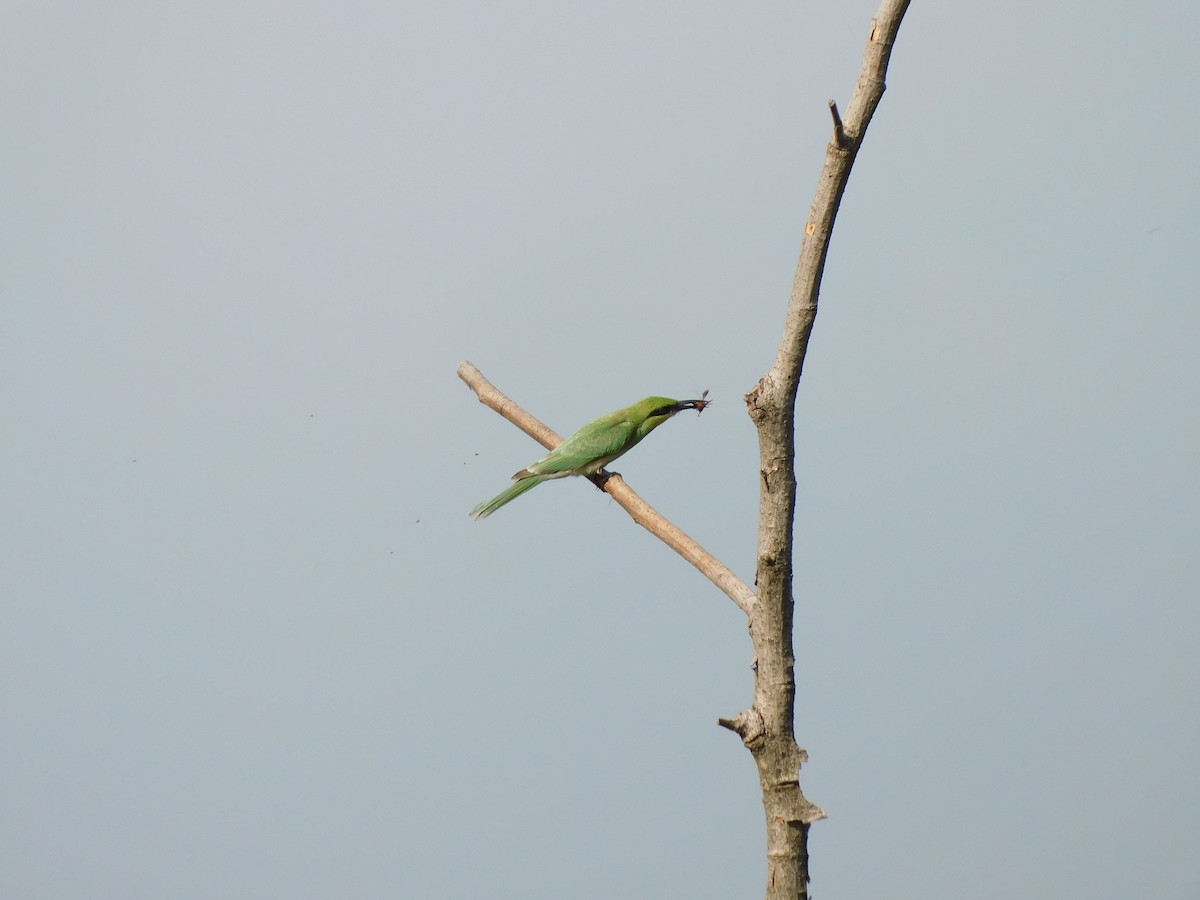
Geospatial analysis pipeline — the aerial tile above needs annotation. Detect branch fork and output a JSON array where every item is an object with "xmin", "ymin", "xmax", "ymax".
[{"xmin": 461, "ymin": 4, "xmax": 910, "ymax": 895}]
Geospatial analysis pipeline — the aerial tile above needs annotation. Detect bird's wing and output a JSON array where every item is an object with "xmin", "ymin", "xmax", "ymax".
[{"xmin": 527, "ymin": 418, "xmax": 637, "ymax": 476}]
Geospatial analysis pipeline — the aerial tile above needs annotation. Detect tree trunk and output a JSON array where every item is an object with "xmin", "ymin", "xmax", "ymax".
[{"xmin": 732, "ymin": 3, "xmax": 911, "ymax": 896}]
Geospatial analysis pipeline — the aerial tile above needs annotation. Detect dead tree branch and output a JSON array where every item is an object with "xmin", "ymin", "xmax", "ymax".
[
  {"xmin": 737, "ymin": 2, "xmax": 911, "ymax": 898},
  {"xmin": 460, "ymin": 2, "xmax": 909, "ymax": 894}
]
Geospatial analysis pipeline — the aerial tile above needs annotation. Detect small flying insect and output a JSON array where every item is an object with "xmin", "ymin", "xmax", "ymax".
[{"xmin": 693, "ymin": 389, "xmax": 712, "ymax": 416}]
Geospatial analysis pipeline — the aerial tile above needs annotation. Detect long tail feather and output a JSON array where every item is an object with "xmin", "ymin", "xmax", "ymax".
[{"xmin": 470, "ymin": 474, "xmax": 547, "ymax": 520}]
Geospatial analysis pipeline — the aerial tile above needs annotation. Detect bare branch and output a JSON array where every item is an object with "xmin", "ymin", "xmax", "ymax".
[
  {"xmin": 605, "ymin": 474, "xmax": 757, "ymax": 614},
  {"xmin": 754, "ymin": 0, "xmax": 910, "ymax": 411},
  {"xmin": 459, "ymin": 361, "xmax": 756, "ymax": 615},
  {"xmin": 459, "ymin": 3, "xmax": 910, "ymax": 894},
  {"xmin": 746, "ymin": 3, "xmax": 911, "ymax": 897},
  {"xmin": 458, "ymin": 360, "xmax": 561, "ymax": 450}
]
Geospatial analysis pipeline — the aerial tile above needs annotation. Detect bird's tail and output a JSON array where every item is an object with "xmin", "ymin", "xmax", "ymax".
[{"xmin": 470, "ymin": 474, "xmax": 547, "ymax": 520}]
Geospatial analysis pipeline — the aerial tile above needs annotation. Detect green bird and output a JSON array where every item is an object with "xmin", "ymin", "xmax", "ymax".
[{"xmin": 470, "ymin": 394, "xmax": 710, "ymax": 520}]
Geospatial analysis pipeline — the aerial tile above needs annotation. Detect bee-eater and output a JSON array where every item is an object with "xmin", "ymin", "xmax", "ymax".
[{"xmin": 470, "ymin": 395, "xmax": 709, "ymax": 520}]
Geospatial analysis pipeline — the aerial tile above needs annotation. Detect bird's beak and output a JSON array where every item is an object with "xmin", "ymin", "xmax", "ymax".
[{"xmin": 678, "ymin": 398, "xmax": 711, "ymax": 416}]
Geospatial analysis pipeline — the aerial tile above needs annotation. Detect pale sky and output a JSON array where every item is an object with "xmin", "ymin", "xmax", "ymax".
[{"xmin": 4, "ymin": 2, "xmax": 1198, "ymax": 898}]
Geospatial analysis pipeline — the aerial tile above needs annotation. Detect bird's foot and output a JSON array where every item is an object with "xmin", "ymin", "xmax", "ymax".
[{"xmin": 591, "ymin": 469, "xmax": 619, "ymax": 490}]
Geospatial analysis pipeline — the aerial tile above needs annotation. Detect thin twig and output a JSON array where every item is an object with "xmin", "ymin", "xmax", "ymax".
[{"xmin": 829, "ymin": 100, "xmax": 848, "ymax": 149}]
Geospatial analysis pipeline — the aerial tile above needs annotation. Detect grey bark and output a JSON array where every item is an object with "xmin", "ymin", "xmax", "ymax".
[
  {"xmin": 730, "ymin": 3, "xmax": 912, "ymax": 896},
  {"xmin": 461, "ymin": 3, "xmax": 910, "ymax": 896}
]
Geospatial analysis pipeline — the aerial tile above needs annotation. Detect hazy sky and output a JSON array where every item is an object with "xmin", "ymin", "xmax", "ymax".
[{"xmin": 4, "ymin": 2, "xmax": 1198, "ymax": 898}]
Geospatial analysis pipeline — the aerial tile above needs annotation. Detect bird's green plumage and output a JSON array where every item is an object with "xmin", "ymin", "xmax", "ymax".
[
  {"xmin": 468, "ymin": 473, "xmax": 550, "ymax": 520},
  {"xmin": 470, "ymin": 395, "xmax": 707, "ymax": 520}
]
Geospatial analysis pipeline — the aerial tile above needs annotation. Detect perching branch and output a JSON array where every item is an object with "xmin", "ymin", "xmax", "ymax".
[{"xmin": 459, "ymin": 360, "xmax": 756, "ymax": 615}]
